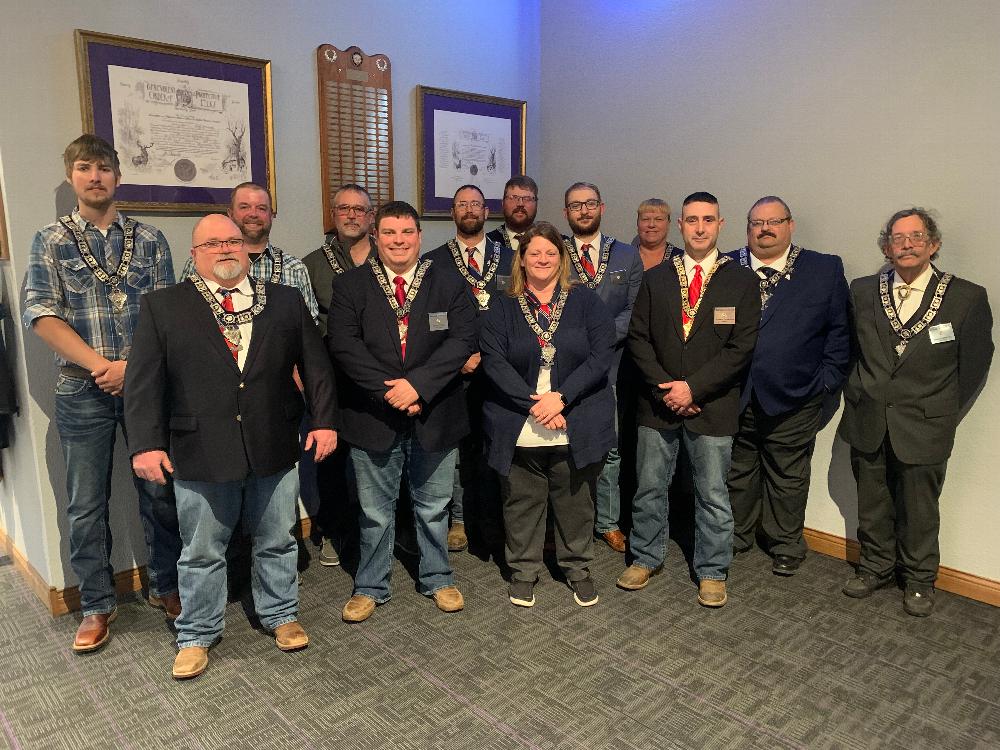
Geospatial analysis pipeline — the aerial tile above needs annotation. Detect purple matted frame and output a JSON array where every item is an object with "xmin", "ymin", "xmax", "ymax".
[
  {"xmin": 74, "ymin": 29, "xmax": 275, "ymax": 213},
  {"xmin": 417, "ymin": 86, "xmax": 526, "ymax": 218}
]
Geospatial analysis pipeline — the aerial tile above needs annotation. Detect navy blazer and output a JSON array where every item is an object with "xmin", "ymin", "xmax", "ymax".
[
  {"xmin": 724, "ymin": 246, "xmax": 850, "ymax": 415},
  {"xmin": 480, "ymin": 284, "xmax": 616, "ymax": 476},
  {"xmin": 124, "ymin": 281, "xmax": 337, "ymax": 483},
  {"xmin": 422, "ymin": 239, "xmax": 515, "ymax": 334},
  {"xmin": 327, "ymin": 259, "xmax": 476, "ymax": 454},
  {"xmin": 563, "ymin": 235, "xmax": 643, "ymax": 378}
]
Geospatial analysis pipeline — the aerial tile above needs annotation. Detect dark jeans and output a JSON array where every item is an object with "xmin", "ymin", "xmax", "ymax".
[{"xmin": 500, "ymin": 446, "xmax": 602, "ymax": 584}]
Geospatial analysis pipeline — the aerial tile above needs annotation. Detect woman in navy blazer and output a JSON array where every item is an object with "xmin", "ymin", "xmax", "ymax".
[{"xmin": 480, "ymin": 221, "xmax": 616, "ymax": 608}]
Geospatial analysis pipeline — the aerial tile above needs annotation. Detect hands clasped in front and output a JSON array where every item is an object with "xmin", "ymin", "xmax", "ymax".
[
  {"xmin": 658, "ymin": 380, "xmax": 702, "ymax": 418},
  {"xmin": 530, "ymin": 391, "xmax": 566, "ymax": 430},
  {"xmin": 385, "ymin": 378, "xmax": 422, "ymax": 416}
]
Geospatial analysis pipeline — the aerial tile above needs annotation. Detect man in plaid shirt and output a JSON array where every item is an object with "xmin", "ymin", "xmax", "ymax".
[{"xmin": 23, "ymin": 134, "xmax": 182, "ymax": 652}]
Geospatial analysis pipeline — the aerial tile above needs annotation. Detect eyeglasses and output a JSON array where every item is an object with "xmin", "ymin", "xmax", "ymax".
[
  {"xmin": 566, "ymin": 199, "xmax": 601, "ymax": 212},
  {"xmin": 748, "ymin": 217, "xmax": 791, "ymax": 228},
  {"xmin": 504, "ymin": 194, "xmax": 537, "ymax": 205},
  {"xmin": 889, "ymin": 232, "xmax": 930, "ymax": 247},
  {"xmin": 194, "ymin": 238, "xmax": 244, "ymax": 251},
  {"xmin": 455, "ymin": 200, "xmax": 484, "ymax": 211},
  {"xmin": 335, "ymin": 204, "xmax": 373, "ymax": 216}
]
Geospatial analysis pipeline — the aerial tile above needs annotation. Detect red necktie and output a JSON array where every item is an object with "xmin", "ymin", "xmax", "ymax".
[
  {"xmin": 394, "ymin": 275, "xmax": 408, "ymax": 360},
  {"xmin": 683, "ymin": 265, "xmax": 703, "ymax": 326},
  {"xmin": 466, "ymin": 247, "xmax": 481, "ymax": 277},
  {"xmin": 219, "ymin": 289, "xmax": 239, "ymax": 360},
  {"xmin": 580, "ymin": 243, "xmax": 596, "ymax": 277}
]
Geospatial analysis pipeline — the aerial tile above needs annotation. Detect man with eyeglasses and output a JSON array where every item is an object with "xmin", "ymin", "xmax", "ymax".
[
  {"xmin": 180, "ymin": 182, "xmax": 318, "ymax": 323},
  {"xmin": 23, "ymin": 134, "xmax": 182, "ymax": 653},
  {"xmin": 486, "ymin": 175, "xmax": 539, "ymax": 254},
  {"xmin": 126, "ymin": 214, "xmax": 337, "ymax": 678},
  {"xmin": 562, "ymin": 182, "xmax": 643, "ymax": 554},
  {"xmin": 303, "ymin": 183, "xmax": 378, "ymax": 567},
  {"xmin": 837, "ymin": 207, "xmax": 993, "ymax": 617},
  {"xmin": 724, "ymin": 196, "xmax": 850, "ymax": 576},
  {"xmin": 425, "ymin": 185, "xmax": 508, "ymax": 553}
]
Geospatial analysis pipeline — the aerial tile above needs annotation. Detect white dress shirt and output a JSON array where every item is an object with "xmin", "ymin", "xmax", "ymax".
[
  {"xmin": 212, "ymin": 275, "xmax": 255, "ymax": 371},
  {"xmin": 750, "ymin": 245, "xmax": 791, "ymax": 277}
]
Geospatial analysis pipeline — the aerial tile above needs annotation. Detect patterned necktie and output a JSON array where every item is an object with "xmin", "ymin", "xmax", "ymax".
[
  {"xmin": 683, "ymin": 265, "xmax": 703, "ymax": 326},
  {"xmin": 580, "ymin": 243, "xmax": 596, "ymax": 277},
  {"xmin": 394, "ymin": 275, "xmax": 408, "ymax": 360},
  {"xmin": 466, "ymin": 246, "xmax": 482, "ymax": 280},
  {"xmin": 758, "ymin": 266, "xmax": 778, "ymax": 280},
  {"xmin": 219, "ymin": 289, "xmax": 239, "ymax": 360}
]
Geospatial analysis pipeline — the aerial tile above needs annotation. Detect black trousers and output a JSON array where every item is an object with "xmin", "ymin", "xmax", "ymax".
[
  {"xmin": 851, "ymin": 434, "xmax": 947, "ymax": 587},
  {"xmin": 500, "ymin": 446, "xmax": 602, "ymax": 584},
  {"xmin": 728, "ymin": 393, "xmax": 823, "ymax": 558}
]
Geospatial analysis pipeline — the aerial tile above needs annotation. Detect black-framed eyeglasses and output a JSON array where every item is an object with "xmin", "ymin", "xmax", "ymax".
[
  {"xmin": 748, "ymin": 217, "xmax": 791, "ymax": 228},
  {"xmin": 504, "ymin": 194, "xmax": 537, "ymax": 205},
  {"xmin": 566, "ymin": 199, "xmax": 601, "ymax": 212},
  {"xmin": 194, "ymin": 238, "xmax": 244, "ymax": 251}
]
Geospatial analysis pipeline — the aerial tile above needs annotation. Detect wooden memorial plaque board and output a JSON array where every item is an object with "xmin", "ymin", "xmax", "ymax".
[{"xmin": 316, "ymin": 44, "xmax": 393, "ymax": 233}]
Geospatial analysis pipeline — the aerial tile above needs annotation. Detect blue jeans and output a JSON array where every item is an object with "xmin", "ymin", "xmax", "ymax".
[
  {"xmin": 351, "ymin": 436, "xmax": 456, "ymax": 602},
  {"xmin": 629, "ymin": 425, "xmax": 734, "ymax": 580},
  {"xmin": 55, "ymin": 378, "xmax": 181, "ymax": 617},
  {"xmin": 595, "ymin": 386, "xmax": 621, "ymax": 533},
  {"xmin": 173, "ymin": 468, "xmax": 299, "ymax": 649}
]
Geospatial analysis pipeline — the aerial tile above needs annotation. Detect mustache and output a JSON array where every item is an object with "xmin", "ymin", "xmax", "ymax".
[{"xmin": 756, "ymin": 231, "xmax": 776, "ymax": 239}]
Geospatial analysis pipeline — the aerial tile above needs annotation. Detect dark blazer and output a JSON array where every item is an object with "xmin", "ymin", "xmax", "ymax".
[
  {"xmin": 480, "ymin": 284, "xmax": 616, "ymax": 476},
  {"xmin": 422, "ymin": 239, "xmax": 514, "ymax": 331},
  {"xmin": 485, "ymin": 224, "xmax": 523, "ymax": 282},
  {"xmin": 327, "ymin": 259, "xmax": 476, "ymax": 454},
  {"xmin": 564, "ymin": 235, "xmax": 643, "ymax": 377},
  {"xmin": 628, "ymin": 257, "xmax": 761, "ymax": 436},
  {"xmin": 724, "ymin": 246, "xmax": 851, "ymax": 415},
  {"xmin": 837, "ymin": 271, "xmax": 993, "ymax": 464},
  {"xmin": 124, "ymin": 280, "xmax": 337, "ymax": 483}
]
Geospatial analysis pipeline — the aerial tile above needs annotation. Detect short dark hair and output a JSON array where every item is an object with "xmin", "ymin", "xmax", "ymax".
[
  {"xmin": 682, "ymin": 191, "xmax": 719, "ymax": 208},
  {"xmin": 878, "ymin": 207, "xmax": 942, "ymax": 259},
  {"xmin": 503, "ymin": 175, "xmax": 538, "ymax": 199},
  {"xmin": 564, "ymin": 181, "xmax": 601, "ymax": 206},
  {"xmin": 230, "ymin": 182, "xmax": 273, "ymax": 210},
  {"xmin": 333, "ymin": 183, "xmax": 372, "ymax": 205},
  {"xmin": 375, "ymin": 200, "xmax": 420, "ymax": 231},
  {"xmin": 453, "ymin": 184, "xmax": 485, "ymax": 203},
  {"xmin": 747, "ymin": 195, "xmax": 791, "ymax": 222},
  {"xmin": 63, "ymin": 134, "xmax": 120, "ymax": 177}
]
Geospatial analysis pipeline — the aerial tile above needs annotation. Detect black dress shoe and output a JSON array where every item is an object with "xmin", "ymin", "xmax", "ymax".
[
  {"xmin": 732, "ymin": 542, "xmax": 753, "ymax": 555},
  {"xmin": 903, "ymin": 585, "xmax": 935, "ymax": 617},
  {"xmin": 771, "ymin": 555, "xmax": 802, "ymax": 576}
]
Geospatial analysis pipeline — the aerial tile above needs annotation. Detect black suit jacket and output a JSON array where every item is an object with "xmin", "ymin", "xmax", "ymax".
[
  {"xmin": 124, "ymin": 280, "xmax": 337, "ymax": 483},
  {"xmin": 422, "ymin": 239, "xmax": 513, "ymax": 333},
  {"xmin": 327, "ymin": 259, "xmax": 476, "ymax": 453},
  {"xmin": 628, "ymin": 257, "xmax": 761, "ymax": 436},
  {"xmin": 837, "ymin": 271, "xmax": 993, "ymax": 464}
]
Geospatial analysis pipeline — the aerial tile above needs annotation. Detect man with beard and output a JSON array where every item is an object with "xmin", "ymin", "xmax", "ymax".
[
  {"xmin": 127, "ymin": 214, "xmax": 337, "ymax": 678},
  {"xmin": 562, "ymin": 182, "xmax": 643, "ymax": 553},
  {"xmin": 486, "ymin": 175, "xmax": 539, "ymax": 258},
  {"xmin": 633, "ymin": 198, "xmax": 683, "ymax": 271},
  {"xmin": 424, "ymin": 185, "xmax": 507, "ymax": 552},
  {"xmin": 725, "ymin": 196, "xmax": 850, "ymax": 575},
  {"xmin": 23, "ymin": 134, "xmax": 182, "ymax": 652},
  {"xmin": 619, "ymin": 192, "xmax": 760, "ymax": 607},
  {"xmin": 302, "ymin": 183, "xmax": 378, "ymax": 567},
  {"xmin": 838, "ymin": 208, "xmax": 993, "ymax": 616},
  {"xmin": 180, "ymin": 182, "xmax": 318, "ymax": 322}
]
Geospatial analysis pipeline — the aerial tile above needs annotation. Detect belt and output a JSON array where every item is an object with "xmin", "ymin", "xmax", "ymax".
[{"xmin": 59, "ymin": 364, "xmax": 93, "ymax": 380}]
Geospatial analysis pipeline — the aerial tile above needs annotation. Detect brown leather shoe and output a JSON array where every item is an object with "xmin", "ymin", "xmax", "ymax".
[
  {"xmin": 72, "ymin": 609, "xmax": 118, "ymax": 653},
  {"xmin": 698, "ymin": 579, "xmax": 728, "ymax": 608},
  {"xmin": 448, "ymin": 522, "xmax": 468, "ymax": 552},
  {"xmin": 617, "ymin": 564, "xmax": 653, "ymax": 590},
  {"xmin": 172, "ymin": 646, "xmax": 208, "ymax": 679},
  {"xmin": 149, "ymin": 591, "xmax": 182, "ymax": 620},
  {"xmin": 273, "ymin": 621, "xmax": 309, "ymax": 651},
  {"xmin": 598, "ymin": 529, "xmax": 627, "ymax": 553},
  {"xmin": 342, "ymin": 594, "xmax": 376, "ymax": 623},
  {"xmin": 432, "ymin": 585, "xmax": 464, "ymax": 612}
]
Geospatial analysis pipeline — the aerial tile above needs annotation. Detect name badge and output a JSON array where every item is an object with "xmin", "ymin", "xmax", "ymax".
[
  {"xmin": 428, "ymin": 312, "xmax": 449, "ymax": 331},
  {"xmin": 611, "ymin": 269, "xmax": 627, "ymax": 284},
  {"xmin": 714, "ymin": 307, "xmax": 736, "ymax": 324},
  {"xmin": 496, "ymin": 275, "xmax": 511, "ymax": 291},
  {"xmin": 928, "ymin": 322, "xmax": 955, "ymax": 344}
]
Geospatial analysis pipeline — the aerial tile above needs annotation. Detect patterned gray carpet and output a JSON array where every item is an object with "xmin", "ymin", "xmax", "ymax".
[{"xmin": 1, "ymin": 537, "xmax": 998, "ymax": 750}]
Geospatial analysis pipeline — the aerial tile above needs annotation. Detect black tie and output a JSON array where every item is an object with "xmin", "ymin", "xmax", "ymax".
[{"xmin": 759, "ymin": 266, "xmax": 778, "ymax": 280}]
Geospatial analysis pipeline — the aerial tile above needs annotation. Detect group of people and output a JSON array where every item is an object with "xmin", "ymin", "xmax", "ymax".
[{"xmin": 23, "ymin": 134, "xmax": 993, "ymax": 681}]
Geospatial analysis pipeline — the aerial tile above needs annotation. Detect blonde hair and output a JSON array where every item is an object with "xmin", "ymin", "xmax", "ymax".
[{"xmin": 507, "ymin": 221, "xmax": 575, "ymax": 297}]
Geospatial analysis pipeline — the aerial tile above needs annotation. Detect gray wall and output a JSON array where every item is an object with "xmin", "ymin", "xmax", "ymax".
[
  {"xmin": 0, "ymin": 0, "xmax": 540, "ymax": 590},
  {"xmin": 538, "ymin": 0, "xmax": 1000, "ymax": 580}
]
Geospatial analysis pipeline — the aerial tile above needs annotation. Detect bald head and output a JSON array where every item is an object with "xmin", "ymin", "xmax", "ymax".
[{"xmin": 191, "ymin": 214, "xmax": 250, "ymax": 285}]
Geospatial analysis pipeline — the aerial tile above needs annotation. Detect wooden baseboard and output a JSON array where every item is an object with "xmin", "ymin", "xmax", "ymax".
[
  {"xmin": 804, "ymin": 527, "xmax": 1000, "ymax": 607},
  {"xmin": 0, "ymin": 525, "xmax": 55, "ymax": 608}
]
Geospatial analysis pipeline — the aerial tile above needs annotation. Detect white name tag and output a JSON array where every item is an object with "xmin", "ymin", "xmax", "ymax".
[
  {"xmin": 928, "ymin": 322, "xmax": 955, "ymax": 344},
  {"xmin": 428, "ymin": 312, "xmax": 449, "ymax": 331},
  {"xmin": 714, "ymin": 307, "xmax": 736, "ymax": 324}
]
